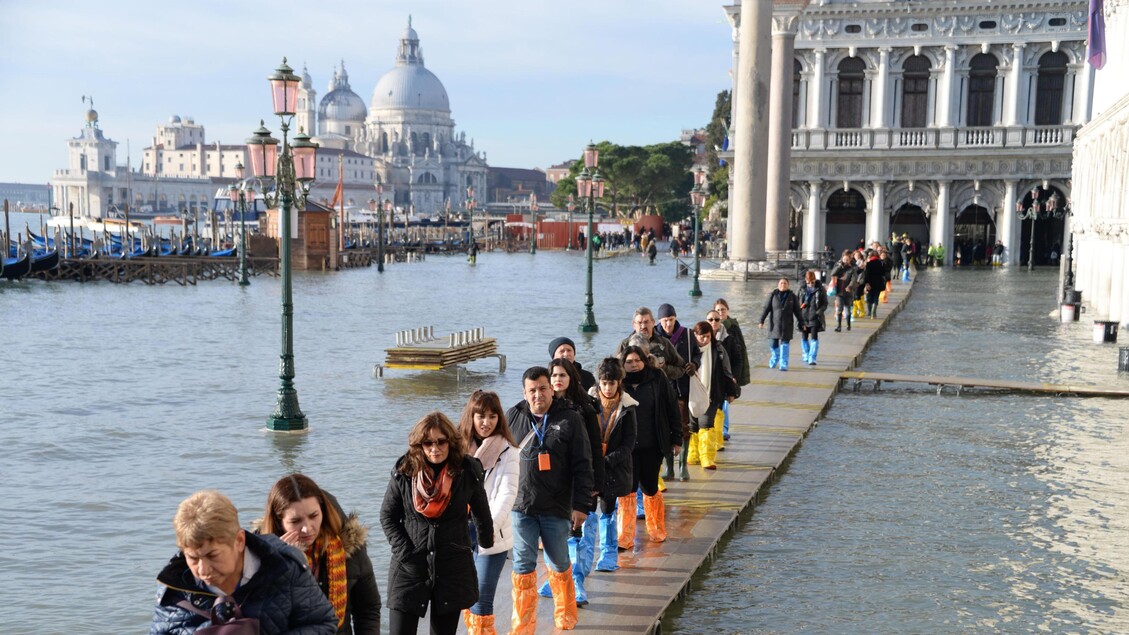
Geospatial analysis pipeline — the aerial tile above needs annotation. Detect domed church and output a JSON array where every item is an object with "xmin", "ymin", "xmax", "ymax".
[{"xmin": 298, "ymin": 17, "xmax": 487, "ymax": 216}]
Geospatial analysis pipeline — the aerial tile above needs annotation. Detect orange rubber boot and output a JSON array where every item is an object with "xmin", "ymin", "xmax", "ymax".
[
  {"xmin": 464, "ymin": 610, "xmax": 496, "ymax": 635},
  {"xmin": 643, "ymin": 492, "xmax": 667, "ymax": 542},
  {"xmin": 617, "ymin": 495, "xmax": 636, "ymax": 550},
  {"xmin": 547, "ymin": 565, "xmax": 579, "ymax": 630},
  {"xmin": 510, "ymin": 571, "xmax": 538, "ymax": 635}
]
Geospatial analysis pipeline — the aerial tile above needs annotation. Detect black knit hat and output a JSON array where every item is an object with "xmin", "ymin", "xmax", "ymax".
[
  {"xmin": 548, "ymin": 336, "xmax": 576, "ymax": 358},
  {"xmin": 657, "ymin": 303, "xmax": 676, "ymax": 319}
]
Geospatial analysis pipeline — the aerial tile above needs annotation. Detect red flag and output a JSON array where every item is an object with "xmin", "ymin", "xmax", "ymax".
[{"xmin": 329, "ymin": 155, "xmax": 344, "ymax": 209}]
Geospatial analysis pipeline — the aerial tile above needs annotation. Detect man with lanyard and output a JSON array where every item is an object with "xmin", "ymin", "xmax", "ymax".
[{"xmin": 506, "ymin": 366, "xmax": 594, "ymax": 633}]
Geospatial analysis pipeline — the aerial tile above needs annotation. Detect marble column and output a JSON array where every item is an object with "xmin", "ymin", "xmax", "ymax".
[
  {"xmin": 931, "ymin": 180, "xmax": 952, "ymax": 264},
  {"xmin": 808, "ymin": 49, "xmax": 825, "ymax": 129},
  {"xmin": 803, "ymin": 180, "xmax": 821, "ymax": 257},
  {"xmin": 728, "ymin": 0, "xmax": 772, "ymax": 262},
  {"xmin": 871, "ymin": 48, "xmax": 891, "ymax": 128},
  {"xmin": 867, "ymin": 181, "xmax": 886, "ymax": 243},
  {"xmin": 939, "ymin": 46, "xmax": 958, "ymax": 127},
  {"xmin": 766, "ymin": 14, "xmax": 800, "ymax": 255},
  {"xmin": 1001, "ymin": 180, "xmax": 1020, "ymax": 265}
]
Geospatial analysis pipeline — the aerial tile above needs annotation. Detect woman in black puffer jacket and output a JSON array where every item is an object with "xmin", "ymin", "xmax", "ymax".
[{"xmin": 380, "ymin": 412, "xmax": 493, "ymax": 635}]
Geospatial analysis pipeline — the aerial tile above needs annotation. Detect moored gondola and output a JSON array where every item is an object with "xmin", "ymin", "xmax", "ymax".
[
  {"xmin": 29, "ymin": 249, "xmax": 60, "ymax": 273},
  {"xmin": 1, "ymin": 252, "xmax": 31, "ymax": 280}
]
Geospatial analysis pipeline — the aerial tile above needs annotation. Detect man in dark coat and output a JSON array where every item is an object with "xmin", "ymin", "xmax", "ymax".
[
  {"xmin": 614, "ymin": 306, "xmax": 688, "ymax": 383},
  {"xmin": 758, "ymin": 278, "xmax": 804, "ymax": 371},
  {"xmin": 149, "ymin": 490, "xmax": 337, "ymax": 635},
  {"xmin": 506, "ymin": 366, "xmax": 594, "ymax": 632},
  {"xmin": 655, "ymin": 302, "xmax": 700, "ymax": 479},
  {"xmin": 548, "ymin": 336, "xmax": 596, "ymax": 391}
]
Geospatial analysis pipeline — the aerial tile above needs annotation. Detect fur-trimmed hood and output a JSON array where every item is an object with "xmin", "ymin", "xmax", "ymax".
[{"xmin": 250, "ymin": 510, "xmax": 370, "ymax": 557}]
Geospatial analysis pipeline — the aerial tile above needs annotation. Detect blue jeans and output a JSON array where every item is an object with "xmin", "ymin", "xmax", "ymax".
[
  {"xmin": 468, "ymin": 523, "xmax": 508, "ymax": 615},
  {"xmin": 511, "ymin": 510, "xmax": 571, "ymax": 575}
]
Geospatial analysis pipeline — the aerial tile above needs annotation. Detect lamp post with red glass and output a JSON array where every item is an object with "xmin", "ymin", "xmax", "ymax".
[
  {"xmin": 566, "ymin": 194, "xmax": 575, "ymax": 251},
  {"xmin": 246, "ymin": 58, "xmax": 319, "ymax": 432},
  {"xmin": 689, "ymin": 166, "xmax": 708, "ymax": 297},
  {"xmin": 576, "ymin": 142, "xmax": 605, "ymax": 333}
]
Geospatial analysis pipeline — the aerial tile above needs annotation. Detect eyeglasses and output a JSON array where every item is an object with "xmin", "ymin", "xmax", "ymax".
[
  {"xmin": 421, "ymin": 438, "xmax": 449, "ymax": 449},
  {"xmin": 707, "ymin": 318, "xmax": 721, "ymax": 322}
]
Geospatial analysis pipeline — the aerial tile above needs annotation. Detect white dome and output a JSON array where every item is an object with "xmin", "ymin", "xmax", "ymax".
[
  {"xmin": 370, "ymin": 65, "xmax": 450, "ymax": 112},
  {"xmin": 320, "ymin": 88, "xmax": 367, "ymax": 121}
]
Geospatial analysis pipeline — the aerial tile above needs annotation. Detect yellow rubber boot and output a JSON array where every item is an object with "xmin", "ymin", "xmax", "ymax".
[
  {"xmin": 510, "ymin": 571, "xmax": 538, "ymax": 635},
  {"xmin": 686, "ymin": 430, "xmax": 700, "ymax": 465},
  {"xmin": 658, "ymin": 469, "xmax": 666, "ymax": 492},
  {"xmin": 713, "ymin": 409, "xmax": 726, "ymax": 451},
  {"xmin": 547, "ymin": 565, "xmax": 579, "ymax": 630},
  {"xmin": 617, "ymin": 495, "xmax": 636, "ymax": 550},
  {"xmin": 465, "ymin": 611, "xmax": 496, "ymax": 635},
  {"xmin": 643, "ymin": 492, "xmax": 667, "ymax": 542},
  {"xmin": 698, "ymin": 429, "xmax": 717, "ymax": 469}
]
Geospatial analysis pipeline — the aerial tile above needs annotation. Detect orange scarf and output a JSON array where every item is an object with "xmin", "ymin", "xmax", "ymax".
[
  {"xmin": 413, "ymin": 464, "xmax": 454, "ymax": 519},
  {"xmin": 307, "ymin": 534, "xmax": 348, "ymax": 628}
]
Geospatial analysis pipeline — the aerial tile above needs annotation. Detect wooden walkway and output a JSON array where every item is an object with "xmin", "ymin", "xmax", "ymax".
[
  {"xmin": 840, "ymin": 370, "xmax": 1129, "ymax": 397},
  {"xmin": 36, "ymin": 256, "xmax": 279, "ymax": 285},
  {"xmin": 466, "ymin": 277, "xmax": 921, "ymax": 634}
]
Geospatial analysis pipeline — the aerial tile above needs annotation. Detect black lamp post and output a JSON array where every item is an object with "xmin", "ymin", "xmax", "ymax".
[
  {"xmin": 566, "ymin": 194, "xmax": 575, "ymax": 251},
  {"xmin": 1016, "ymin": 187, "xmax": 1065, "ymax": 273},
  {"xmin": 246, "ymin": 58, "xmax": 319, "ymax": 433},
  {"xmin": 228, "ymin": 162, "xmax": 253, "ymax": 286},
  {"xmin": 577, "ymin": 142, "xmax": 605, "ymax": 333},
  {"xmin": 529, "ymin": 193, "xmax": 538, "ymax": 255},
  {"xmin": 374, "ymin": 177, "xmax": 386, "ymax": 273},
  {"xmin": 689, "ymin": 166, "xmax": 707, "ymax": 297}
]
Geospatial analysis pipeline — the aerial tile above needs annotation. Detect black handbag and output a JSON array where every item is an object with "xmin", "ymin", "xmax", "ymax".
[{"xmin": 176, "ymin": 596, "xmax": 260, "ymax": 634}]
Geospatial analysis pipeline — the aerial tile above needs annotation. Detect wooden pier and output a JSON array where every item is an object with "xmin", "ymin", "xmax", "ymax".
[
  {"xmin": 34, "ymin": 256, "xmax": 279, "ymax": 285},
  {"xmin": 373, "ymin": 327, "xmax": 505, "ymax": 378},
  {"xmin": 840, "ymin": 370, "xmax": 1129, "ymax": 397}
]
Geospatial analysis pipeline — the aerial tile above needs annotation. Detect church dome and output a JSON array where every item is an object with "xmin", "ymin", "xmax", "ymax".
[
  {"xmin": 319, "ymin": 62, "xmax": 367, "ymax": 122},
  {"xmin": 369, "ymin": 17, "xmax": 450, "ymax": 113}
]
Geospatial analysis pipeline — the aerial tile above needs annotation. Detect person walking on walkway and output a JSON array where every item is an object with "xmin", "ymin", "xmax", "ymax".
[
  {"xmin": 549, "ymin": 336, "xmax": 596, "ymax": 391},
  {"xmin": 537, "ymin": 358, "xmax": 604, "ymax": 607},
  {"xmin": 828, "ymin": 250, "xmax": 857, "ymax": 332},
  {"xmin": 615, "ymin": 307, "xmax": 688, "ymax": 383},
  {"xmin": 863, "ymin": 249, "xmax": 886, "ymax": 319},
  {"xmin": 798, "ymin": 270, "xmax": 828, "ymax": 366},
  {"xmin": 506, "ymin": 367, "xmax": 594, "ymax": 633},
  {"xmin": 457, "ymin": 391, "xmax": 519, "ymax": 635},
  {"xmin": 706, "ymin": 309, "xmax": 742, "ymax": 452},
  {"xmin": 258, "ymin": 474, "xmax": 382, "ymax": 635},
  {"xmin": 380, "ymin": 412, "xmax": 493, "ymax": 635},
  {"xmin": 758, "ymin": 278, "xmax": 803, "ymax": 371},
  {"xmin": 586, "ymin": 357, "xmax": 637, "ymax": 573},
  {"xmin": 686, "ymin": 321, "xmax": 737, "ymax": 469},
  {"xmin": 617, "ymin": 345, "xmax": 681, "ymax": 547},
  {"xmin": 713, "ymin": 298, "xmax": 750, "ymax": 442},
  {"xmin": 655, "ymin": 302, "xmax": 699, "ymax": 480}
]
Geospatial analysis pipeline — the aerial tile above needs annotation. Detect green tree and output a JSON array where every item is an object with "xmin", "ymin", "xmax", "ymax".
[{"xmin": 705, "ymin": 90, "xmax": 731, "ymax": 208}]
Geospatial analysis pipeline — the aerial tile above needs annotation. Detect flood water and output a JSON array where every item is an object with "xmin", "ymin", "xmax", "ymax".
[
  {"xmin": 666, "ymin": 267, "xmax": 1129, "ymax": 634},
  {"xmin": 3, "ymin": 216, "xmax": 1127, "ymax": 633}
]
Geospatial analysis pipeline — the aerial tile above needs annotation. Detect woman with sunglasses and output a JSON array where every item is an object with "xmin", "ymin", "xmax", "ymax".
[
  {"xmin": 380, "ymin": 412, "xmax": 493, "ymax": 635},
  {"xmin": 258, "ymin": 474, "xmax": 382, "ymax": 635},
  {"xmin": 456, "ymin": 391, "xmax": 519, "ymax": 635}
]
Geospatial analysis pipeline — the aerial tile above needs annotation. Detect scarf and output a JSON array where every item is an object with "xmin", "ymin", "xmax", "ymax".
[
  {"xmin": 699, "ymin": 341, "xmax": 714, "ymax": 394},
  {"xmin": 667, "ymin": 323, "xmax": 686, "ymax": 346},
  {"xmin": 306, "ymin": 534, "xmax": 348, "ymax": 629},
  {"xmin": 625, "ymin": 369, "xmax": 646, "ymax": 385},
  {"xmin": 598, "ymin": 394, "xmax": 620, "ymax": 441},
  {"xmin": 472, "ymin": 434, "xmax": 509, "ymax": 471},
  {"xmin": 413, "ymin": 463, "xmax": 454, "ymax": 519}
]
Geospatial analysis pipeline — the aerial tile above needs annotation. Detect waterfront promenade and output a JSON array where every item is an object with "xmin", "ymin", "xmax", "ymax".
[{"xmin": 475, "ymin": 277, "xmax": 917, "ymax": 634}]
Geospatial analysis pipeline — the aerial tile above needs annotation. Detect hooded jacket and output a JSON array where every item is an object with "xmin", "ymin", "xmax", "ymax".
[
  {"xmin": 621, "ymin": 365, "xmax": 681, "ymax": 457},
  {"xmin": 379, "ymin": 455, "xmax": 493, "ymax": 618},
  {"xmin": 587, "ymin": 387, "xmax": 638, "ymax": 499},
  {"xmin": 148, "ymin": 532, "xmax": 337, "ymax": 635},
  {"xmin": 506, "ymin": 397, "xmax": 595, "ymax": 519}
]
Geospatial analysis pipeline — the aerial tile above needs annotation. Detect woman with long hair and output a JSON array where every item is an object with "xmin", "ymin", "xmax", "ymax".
[
  {"xmin": 828, "ymin": 250, "xmax": 858, "ymax": 332},
  {"xmin": 686, "ymin": 321, "xmax": 738, "ymax": 470},
  {"xmin": 259, "ymin": 474, "xmax": 382, "ymax": 635},
  {"xmin": 380, "ymin": 412, "xmax": 493, "ymax": 635},
  {"xmin": 712, "ymin": 298, "xmax": 749, "ymax": 443},
  {"xmin": 617, "ymin": 345, "xmax": 680, "ymax": 549},
  {"xmin": 798, "ymin": 270, "xmax": 828, "ymax": 366},
  {"xmin": 587, "ymin": 357, "xmax": 637, "ymax": 572},
  {"xmin": 758, "ymin": 278, "xmax": 803, "ymax": 371},
  {"xmin": 456, "ymin": 391, "xmax": 519, "ymax": 635}
]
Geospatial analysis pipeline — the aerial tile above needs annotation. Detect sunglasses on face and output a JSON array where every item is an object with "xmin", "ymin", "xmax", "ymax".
[
  {"xmin": 707, "ymin": 318, "xmax": 721, "ymax": 322},
  {"xmin": 421, "ymin": 438, "xmax": 449, "ymax": 449}
]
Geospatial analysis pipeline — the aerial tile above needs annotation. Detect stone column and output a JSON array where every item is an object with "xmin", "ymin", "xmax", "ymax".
[
  {"xmin": 931, "ymin": 180, "xmax": 951, "ymax": 264},
  {"xmin": 939, "ymin": 46, "xmax": 958, "ymax": 127},
  {"xmin": 867, "ymin": 181, "xmax": 886, "ymax": 243},
  {"xmin": 1001, "ymin": 180, "xmax": 1020, "ymax": 265},
  {"xmin": 765, "ymin": 14, "xmax": 800, "ymax": 255},
  {"xmin": 728, "ymin": 0, "xmax": 772, "ymax": 262},
  {"xmin": 871, "ymin": 48, "xmax": 891, "ymax": 128},
  {"xmin": 803, "ymin": 180, "xmax": 821, "ymax": 257},
  {"xmin": 808, "ymin": 49, "xmax": 825, "ymax": 129}
]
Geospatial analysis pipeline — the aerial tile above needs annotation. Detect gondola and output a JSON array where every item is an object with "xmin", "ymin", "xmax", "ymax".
[
  {"xmin": 1, "ymin": 252, "xmax": 31, "ymax": 280},
  {"xmin": 208, "ymin": 246, "xmax": 238, "ymax": 257},
  {"xmin": 29, "ymin": 250, "xmax": 60, "ymax": 274}
]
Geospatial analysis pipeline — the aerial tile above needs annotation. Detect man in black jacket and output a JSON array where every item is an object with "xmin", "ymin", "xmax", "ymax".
[
  {"xmin": 506, "ymin": 366, "xmax": 594, "ymax": 632},
  {"xmin": 655, "ymin": 303, "xmax": 700, "ymax": 480}
]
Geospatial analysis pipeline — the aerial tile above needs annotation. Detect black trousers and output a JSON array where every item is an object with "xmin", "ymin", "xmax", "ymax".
[
  {"xmin": 389, "ymin": 607, "xmax": 461, "ymax": 635},
  {"xmin": 631, "ymin": 448, "xmax": 663, "ymax": 496}
]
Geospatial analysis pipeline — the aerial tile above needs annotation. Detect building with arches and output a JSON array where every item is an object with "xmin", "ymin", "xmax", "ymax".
[{"xmin": 726, "ymin": 0, "xmax": 1089, "ymax": 266}]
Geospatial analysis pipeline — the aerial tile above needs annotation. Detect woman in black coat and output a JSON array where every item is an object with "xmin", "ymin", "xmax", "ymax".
[
  {"xmin": 863, "ymin": 250, "xmax": 887, "ymax": 318},
  {"xmin": 588, "ymin": 357, "xmax": 637, "ymax": 573},
  {"xmin": 687, "ymin": 321, "xmax": 738, "ymax": 470},
  {"xmin": 758, "ymin": 278, "xmax": 804, "ymax": 371},
  {"xmin": 798, "ymin": 270, "xmax": 828, "ymax": 366},
  {"xmin": 380, "ymin": 412, "xmax": 493, "ymax": 635}
]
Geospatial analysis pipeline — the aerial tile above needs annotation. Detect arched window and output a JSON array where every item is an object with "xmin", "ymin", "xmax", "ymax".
[
  {"xmin": 1034, "ymin": 51, "xmax": 1068, "ymax": 125},
  {"xmin": 416, "ymin": 172, "xmax": 438, "ymax": 184},
  {"xmin": 422, "ymin": 132, "xmax": 431, "ymax": 150},
  {"xmin": 792, "ymin": 59, "xmax": 803, "ymax": 128},
  {"xmin": 901, "ymin": 56, "xmax": 931, "ymax": 128},
  {"xmin": 966, "ymin": 53, "xmax": 999, "ymax": 126},
  {"xmin": 836, "ymin": 57, "xmax": 866, "ymax": 128},
  {"xmin": 410, "ymin": 132, "xmax": 420, "ymax": 154}
]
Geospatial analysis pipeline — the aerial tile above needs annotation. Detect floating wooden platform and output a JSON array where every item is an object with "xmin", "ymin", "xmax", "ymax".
[
  {"xmin": 374, "ymin": 327, "xmax": 504, "ymax": 377},
  {"xmin": 840, "ymin": 370, "xmax": 1129, "ymax": 397}
]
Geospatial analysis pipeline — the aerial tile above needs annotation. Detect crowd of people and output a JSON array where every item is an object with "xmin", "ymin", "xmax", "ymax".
[{"xmin": 146, "ymin": 296, "xmax": 770, "ymax": 635}]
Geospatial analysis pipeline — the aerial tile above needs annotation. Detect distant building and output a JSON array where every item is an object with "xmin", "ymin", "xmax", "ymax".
[
  {"xmin": 0, "ymin": 182, "xmax": 50, "ymax": 210},
  {"xmin": 680, "ymin": 128, "xmax": 708, "ymax": 167},
  {"xmin": 487, "ymin": 166, "xmax": 551, "ymax": 209},
  {"xmin": 545, "ymin": 161, "xmax": 573, "ymax": 185}
]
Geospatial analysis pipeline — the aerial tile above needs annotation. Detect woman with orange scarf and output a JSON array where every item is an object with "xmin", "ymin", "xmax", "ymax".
[
  {"xmin": 259, "ymin": 473, "xmax": 382, "ymax": 635},
  {"xmin": 381, "ymin": 412, "xmax": 494, "ymax": 635}
]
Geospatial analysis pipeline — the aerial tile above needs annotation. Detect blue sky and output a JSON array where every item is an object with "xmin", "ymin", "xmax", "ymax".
[{"xmin": 0, "ymin": 0, "xmax": 734, "ymax": 184}]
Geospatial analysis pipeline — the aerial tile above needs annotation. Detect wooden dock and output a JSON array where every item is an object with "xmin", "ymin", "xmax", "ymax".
[
  {"xmin": 840, "ymin": 370, "xmax": 1129, "ymax": 397},
  {"xmin": 374, "ymin": 327, "xmax": 505, "ymax": 377},
  {"xmin": 466, "ymin": 276, "xmax": 922, "ymax": 633},
  {"xmin": 35, "ymin": 256, "xmax": 279, "ymax": 285}
]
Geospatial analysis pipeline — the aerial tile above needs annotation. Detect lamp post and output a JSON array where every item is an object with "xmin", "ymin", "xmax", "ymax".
[
  {"xmin": 529, "ymin": 193, "xmax": 538, "ymax": 254},
  {"xmin": 246, "ymin": 58, "xmax": 318, "ymax": 432},
  {"xmin": 466, "ymin": 184, "xmax": 477, "ymax": 245},
  {"xmin": 1016, "ymin": 186, "xmax": 1066, "ymax": 273},
  {"xmin": 566, "ymin": 194, "xmax": 575, "ymax": 251},
  {"xmin": 228, "ymin": 162, "xmax": 252, "ymax": 286},
  {"xmin": 577, "ymin": 142, "xmax": 605, "ymax": 333},
  {"xmin": 689, "ymin": 166, "xmax": 708, "ymax": 297},
  {"xmin": 374, "ymin": 177, "xmax": 386, "ymax": 273}
]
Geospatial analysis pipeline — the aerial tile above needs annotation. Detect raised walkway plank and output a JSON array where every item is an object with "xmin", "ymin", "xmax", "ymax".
[{"xmin": 839, "ymin": 370, "xmax": 1129, "ymax": 397}]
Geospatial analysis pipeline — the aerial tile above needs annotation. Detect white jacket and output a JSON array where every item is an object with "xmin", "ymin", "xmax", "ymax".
[{"xmin": 477, "ymin": 442, "xmax": 520, "ymax": 556}]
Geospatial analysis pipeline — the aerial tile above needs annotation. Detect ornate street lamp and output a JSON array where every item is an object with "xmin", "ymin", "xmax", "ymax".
[
  {"xmin": 228, "ymin": 162, "xmax": 253, "ymax": 286},
  {"xmin": 577, "ymin": 142, "xmax": 605, "ymax": 333},
  {"xmin": 566, "ymin": 194, "xmax": 575, "ymax": 251},
  {"xmin": 246, "ymin": 58, "xmax": 318, "ymax": 432},
  {"xmin": 374, "ymin": 177, "xmax": 386, "ymax": 273},
  {"xmin": 1016, "ymin": 186, "xmax": 1067, "ymax": 273},
  {"xmin": 689, "ymin": 166, "xmax": 708, "ymax": 297}
]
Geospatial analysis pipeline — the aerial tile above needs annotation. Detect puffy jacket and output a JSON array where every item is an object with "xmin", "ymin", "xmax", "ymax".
[
  {"xmin": 721, "ymin": 317, "xmax": 751, "ymax": 386},
  {"xmin": 799, "ymin": 281, "xmax": 828, "ymax": 333},
  {"xmin": 506, "ymin": 397, "xmax": 595, "ymax": 518},
  {"xmin": 561, "ymin": 394, "xmax": 605, "ymax": 505},
  {"xmin": 864, "ymin": 257, "xmax": 887, "ymax": 292},
  {"xmin": 714, "ymin": 325, "xmax": 743, "ymax": 399},
  {"xmin": 828, "ymin": 261, "xmax": 858, "ymax": 297},
  {"xmin": 622, "ymin": 366, "xmax": 681, "ymax": 457},
  {"xmin": 475, "ymin": 442, "xmax": 520, "ymax": 556},
  {"xmin": 587, "ymin": 388, "xmax": 638, "ymax": 499},
  {"xmin": 252, "ymin": 493, "xmax": 381, "ymax": 635},
  {"xmin": 379, "ymin": 456, "xmax": 493, "ymax": 618},
  {"xmin": 657, "ymin": 320, "xmax": 701, "ymax": 400},
  {"xmin": 759, "ymin": 289, "xmax": 803, "ymax": 341},
  {"xmin": 149, "ymin": 532, "xmax": 337, "ymax": 635}
]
